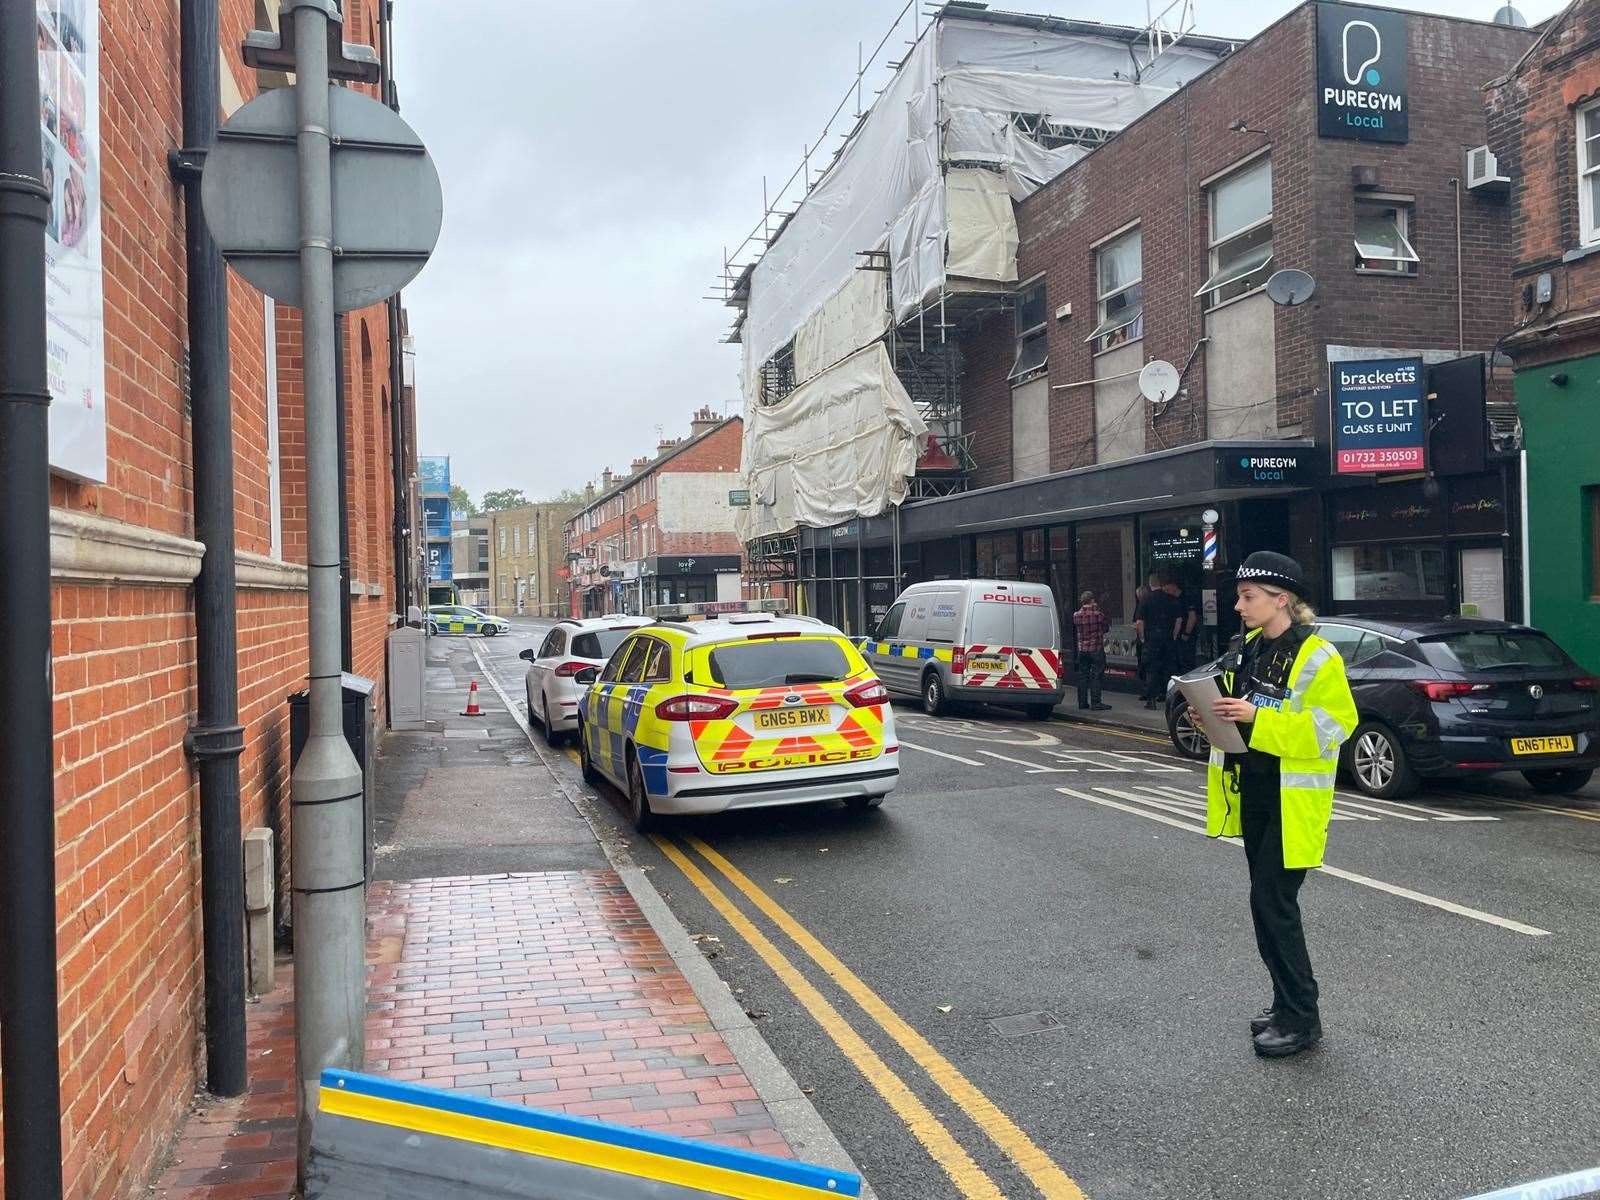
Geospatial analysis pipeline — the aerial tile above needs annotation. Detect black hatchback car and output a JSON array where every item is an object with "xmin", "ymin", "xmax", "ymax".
[{"xmin": 1165, "ymin": 616, "xmax": 1599, "ymax": 798}]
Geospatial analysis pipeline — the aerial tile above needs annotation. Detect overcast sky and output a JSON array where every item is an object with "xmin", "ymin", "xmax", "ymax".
[{"xmin": 393, "ymin": 0, "xmax": 1563, "ymax": 503}]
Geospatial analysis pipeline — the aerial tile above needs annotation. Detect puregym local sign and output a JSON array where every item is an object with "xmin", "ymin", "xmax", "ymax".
[{"xmin": 1316, "ymin": 3, "xmax": 1408, "ymax": 144}]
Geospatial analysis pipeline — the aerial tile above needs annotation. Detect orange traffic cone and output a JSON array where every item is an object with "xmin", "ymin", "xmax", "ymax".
[{"xmin": 461, "ymin": 680, "xmax": 484, "ymax": 717}]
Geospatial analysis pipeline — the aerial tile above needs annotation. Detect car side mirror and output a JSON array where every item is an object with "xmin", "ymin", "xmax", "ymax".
[
  {"xmin": 574, "ymin": 667, "xmax": 600, "ymax": 686},
  {"xmin": 519, "ymin": 648, "xmax": 535, "ymax": 661}
]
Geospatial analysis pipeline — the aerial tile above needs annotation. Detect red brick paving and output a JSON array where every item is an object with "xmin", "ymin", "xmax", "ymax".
[{"xmin": 149, "ymin": 871, "xmax": 790, "ymax": 1197}]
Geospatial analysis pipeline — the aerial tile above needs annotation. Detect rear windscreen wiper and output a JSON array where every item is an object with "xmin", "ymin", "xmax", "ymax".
[
  {"xmin": 1479, "ymin": 662, "xmax": 1533, "ymax": 671},
  {"xmin": 784, "ymin": 673, "xmax": 839, "ymax": 684}
]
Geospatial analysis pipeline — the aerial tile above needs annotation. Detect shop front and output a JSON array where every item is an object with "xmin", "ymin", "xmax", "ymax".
[{"xmin": 646, "ymin": 555, "xmax": 743, "ymax": 609}]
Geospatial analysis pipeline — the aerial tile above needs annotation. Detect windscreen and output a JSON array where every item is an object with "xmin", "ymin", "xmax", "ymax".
[
  {"xmin": 700, "ymin": 639, "xmax": 851, "ymax": 689},
  {"xmin": 1013, "ymin": 603, "xmax": 1057, "ymax": 649},
  {"xmin": 571, "ymin": 628, "xmax": 637, "ymax": 660},
  {"xmin": 1416, "ymin": 631, "xmax": 1567, "ymax": 673}
]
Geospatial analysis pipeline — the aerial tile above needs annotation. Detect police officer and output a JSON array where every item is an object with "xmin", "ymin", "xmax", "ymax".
[{"xmin": 1203, "ymin": 552, "xmax": 1357, "ymax": 1057}]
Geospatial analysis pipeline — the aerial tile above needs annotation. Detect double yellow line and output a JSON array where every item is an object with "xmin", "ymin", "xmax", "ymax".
[{"xmin": 655, "ymin": 834, "xmax": 1087, "ymax": 1200}]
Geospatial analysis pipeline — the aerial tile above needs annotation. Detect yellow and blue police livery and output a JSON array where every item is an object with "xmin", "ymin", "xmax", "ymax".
[
  {"xmin": 311, "ymin": 1068, "xmax": 862, "ymax": 1199},
  {"xmin": 576, "ymin": 601, "xmax": 898, "ymax": 831},
  {"xmin": 427, "ymin": 603, "xmax": 511, "ymax": 637}
]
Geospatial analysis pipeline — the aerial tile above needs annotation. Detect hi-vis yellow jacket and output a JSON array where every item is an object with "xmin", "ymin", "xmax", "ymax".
[{"xmin": 1205, "ymin": 628, "xmax": 1359, "ymax": 869}]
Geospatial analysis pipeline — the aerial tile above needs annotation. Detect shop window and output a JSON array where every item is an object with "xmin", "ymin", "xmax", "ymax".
[
  {"xmin": 1197, "ymin": 156, "xmax": 1272, "ymax": 308},
  {"xmin": 1354, "ymin": 199, "xmax": 1418, "ymax": 274},
  {"xmin": 1090, "ymin": 227, "xmax": 1143, "ymax": 352},
  {"xmin": 975, "ymin": 532, "xmax": 1020, "ymax": 580},
  {"xmin": 1579, "ymin": 98, "xmax": 1600, "ymax": 247},
  {"xmin": 1332, "ymin": 544, "xmax": 1446, "ymax": 603},
  {"xmin": 1010, "ymin": 276, "xmax": 1048, "ymax": 381}
]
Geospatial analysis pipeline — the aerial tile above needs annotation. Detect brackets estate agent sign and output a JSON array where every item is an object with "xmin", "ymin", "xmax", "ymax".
[
  {"xmin": 1331, "ymin": 357, "xmax": 1426, "ymax": 474},
  {"xmin": 1316, "ymin": 3, "xmax": 1408, "ymax": 144}
]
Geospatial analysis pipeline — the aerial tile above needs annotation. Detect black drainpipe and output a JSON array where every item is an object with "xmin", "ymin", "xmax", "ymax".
[
  {"xmin": 379, "ymin": 0, "xmax": 411, "ymax": 624},
  {"xmin": 172, "ymin": 0, "xmax": 247, "ymax": 1096},
  {"xmin": 336, "ymin": 317, "xmax": 354, "ymax": 672},
  {"xmin": 0, "ymin": 0, "xmax": 66, "ymax": 1189}
]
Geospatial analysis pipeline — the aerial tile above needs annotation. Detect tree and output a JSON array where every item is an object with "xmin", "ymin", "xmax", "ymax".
[
  {"xmin": 544, "ymin": 487, "xmax": 590, "ymax": 505},
  {"xmin": 448, "ymin": 484, "xmax": 478, "ymax": 516},
  {"xmin": 480, "ymin": 487, "xmax": 531, "ymax": 513}
]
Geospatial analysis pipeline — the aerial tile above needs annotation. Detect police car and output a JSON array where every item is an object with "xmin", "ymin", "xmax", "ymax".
[
  {"xmin": 575, "ymin": 600, "xmax": 899, "ymax": 830},
  {"xmin": 426, "ymin": 604, "xmax": 511, "ymax": 637}
]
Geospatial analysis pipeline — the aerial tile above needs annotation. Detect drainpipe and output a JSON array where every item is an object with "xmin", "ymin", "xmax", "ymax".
[
  {"xmin": 379, "ymin": 0, "xmax": 409, "ymax": 621},
  {"xmin": 335, "ymin": 318, "xmax": 353, "ymax": 672},
  {"xmin": 172, "ymin": 0, "xmax": 247, "ymax": 1096},
  {"xmin": 0, "ymin": 0, "xmax": 65, "ymax": 1190}
]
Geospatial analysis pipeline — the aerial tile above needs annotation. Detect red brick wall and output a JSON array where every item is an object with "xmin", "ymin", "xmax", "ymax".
[
  {"xmin": 958, "ymin": 310, "xmax": 1015, "ymax": 489},
  {"xmin": 1489, "ymin": 1, "xmax": 1600, "ymax": 365},
  {"xmin": 1, "ymin": 3, "xmax": 402, "ymax": 1195}
]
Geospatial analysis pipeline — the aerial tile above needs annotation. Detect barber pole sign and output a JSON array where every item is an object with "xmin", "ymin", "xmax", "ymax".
[{"xmin": 1202, "ymin": 526, "xmax": 1217, "ymax": 572}]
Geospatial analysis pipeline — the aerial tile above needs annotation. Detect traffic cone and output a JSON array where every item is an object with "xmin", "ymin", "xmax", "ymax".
[{"xmin": 461, "ymin": 680, "xmax": 484, "ymax": 717}]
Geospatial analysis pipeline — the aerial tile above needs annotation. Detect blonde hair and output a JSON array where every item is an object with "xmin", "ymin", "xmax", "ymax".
[{"xmin": 1260, "ymin": 584, "xmax": 1317, "ymax": 626}]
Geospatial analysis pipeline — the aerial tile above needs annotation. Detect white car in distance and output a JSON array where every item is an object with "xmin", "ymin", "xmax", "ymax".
[{"xmin": 521, "ymin": 616, "xmax": 647, "ymax": 743}]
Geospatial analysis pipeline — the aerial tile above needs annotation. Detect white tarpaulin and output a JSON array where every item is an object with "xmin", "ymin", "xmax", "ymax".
[
  {"xmin": 738, "ymin": 344, "xmax": 927, "ymax": 542},
  {"xmin": 945, "ymin": 169, "xmax": 1016, "ymax": 283},
  {"xmin": 793, "ymin": 264, "xmax": 889, "ymax": 383}
]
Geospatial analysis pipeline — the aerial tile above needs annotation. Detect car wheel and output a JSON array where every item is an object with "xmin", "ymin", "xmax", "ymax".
[
  {"xmin": 1167, "ymin": 701, "xmax": 1210, "ymax": 761},
  {"xmin": 1522, "ymin": 768, "xmax": 1593, "ymax": 795},
  {"xmin": 845, "ymin": 795, "xmax": 884, "ymax": 812},
  {"xmin": 482, "ymin": 624, "xmax": 498, "ymax": 638},
  {"xmin": 578, "ymin": 721, "xmax": 600, "ymax": 784},
  {"xmin": 542, "ymin": 697, "xmax": 562, "ymax": 746},
  {"xmin": 1347, "ymin": 721, "xmax": 1419, "ymax": 799},
  {"xmin": 626, "ymin": 751, "xmax": 657, "ymax": 833},
  {"xmin": 426, "ymin": 621, "xmax": 439, "ymax": 636},
  {"xmin": 922, "ymin": 671, "xmax": 946, "ymax": 717}
]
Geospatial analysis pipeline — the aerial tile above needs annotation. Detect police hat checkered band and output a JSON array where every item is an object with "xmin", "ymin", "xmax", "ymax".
[{"xmin": 1236, "ymin": 565, "xmax": 1294, "ymax": 583}]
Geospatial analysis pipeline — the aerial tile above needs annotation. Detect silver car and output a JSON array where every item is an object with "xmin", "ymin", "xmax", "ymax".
[{"xmin": 520, "ymin": 616, "xmax": 646, "ymax": 743}]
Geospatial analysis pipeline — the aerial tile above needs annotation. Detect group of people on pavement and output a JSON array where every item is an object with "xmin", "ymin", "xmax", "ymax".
[{"xmin": 1070, "ymin": 551, "xmax": 1359, "ymax": 1059}]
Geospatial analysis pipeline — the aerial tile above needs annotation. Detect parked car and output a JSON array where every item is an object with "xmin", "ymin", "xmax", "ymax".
[
  {"xmin": 574, "ymin": 602, "xmax": 897, "ymax": 830},
  {"xmin": 520, "ymin": 616, "xmax": 647, "ymax": 743},
  {"xmin": 861, "ymin": 579, "xmax": 1065, "ymax": 718},
  {"xmin": 1165, "ymin": 616, "xmax": 1598, "ymax": 798},
  {"xmin": 426, "ymin": 604, "xmax": 510, "ymax": 637}
]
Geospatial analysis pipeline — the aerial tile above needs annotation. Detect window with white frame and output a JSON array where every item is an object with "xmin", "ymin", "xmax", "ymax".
[
  {"xmin": 1009, "ymin": 276, "xmax": 1048, "ymax": 381},
  {"xmin": 1089, "ymin": 227, "xmax": 1143, "ymax": 352},
  {"xmin": 1197, "ymin": 156, "xmax": 1273, "ymax": 307},
  {"xmin": 1578, "ymin": 98, "xmax": 1600, "ymax": 246},
  {"xmin": 1353, "ymin": 198, "xmax": 1418, "ymax": 274},
  {"xmin": 513, "ymin": 526, "xmax": 522, "ymax": 555},
  {"xmin": 499, "ymin": 528, "xmax": 507, "ymax": 554}
]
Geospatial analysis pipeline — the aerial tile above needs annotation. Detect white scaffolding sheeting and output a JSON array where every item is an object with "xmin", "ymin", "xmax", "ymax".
[{"xmin": 738, "ymin": 344, "xmax": 927, "ymax": 542}]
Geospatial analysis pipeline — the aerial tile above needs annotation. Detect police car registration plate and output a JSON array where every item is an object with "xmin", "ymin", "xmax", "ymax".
[{"xmin": 754, "ymin": 707, "xmax": 829, "ymax": 731}]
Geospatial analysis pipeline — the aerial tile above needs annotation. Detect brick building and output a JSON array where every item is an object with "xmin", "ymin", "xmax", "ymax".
[
  {"xmin": 8, "ymin": 1, "xmax": 413, "ymax": 1194},
  {"xmin": 1488, "ymin": 0, "xmax": 1600, "ymax": 671},
  {"xmin": 794, "ymin": 3, "xmax": 1535, "ymax": 669},
  {"xmin": 568, "ymin": 408, "xmax": 744, "ymax": 615},
  {"xmin": 486, "ymin": 501, "xmax": 578, "ymax": 617}
]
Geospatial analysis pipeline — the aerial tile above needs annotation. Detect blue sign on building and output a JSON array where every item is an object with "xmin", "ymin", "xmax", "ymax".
[
  {"xmin": 1330, "ymin": 356, "xmax": 1426, "ymax": 475},
  {"xmin": 418, "ymin": 455, "xmax": 451, "ymax": 495}
]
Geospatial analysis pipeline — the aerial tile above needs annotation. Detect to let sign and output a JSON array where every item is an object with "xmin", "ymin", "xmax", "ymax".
[
  {"xmin": 1330, "ymin": 357, "xmax": 1426, "ymax": 474},
  {"xmin": 1316, "ymin": 2, "xmax": 1408, "ymax": 144}
]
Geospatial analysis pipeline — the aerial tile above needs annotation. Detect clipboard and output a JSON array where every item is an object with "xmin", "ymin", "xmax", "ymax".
[{"xmin": 1173, "ymin": 668, "xmax": 1249, "ymax": 754}]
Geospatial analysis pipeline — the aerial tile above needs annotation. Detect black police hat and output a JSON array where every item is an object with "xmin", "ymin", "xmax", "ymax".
[{"xmin": 1235, "ymin": 551, "xmax": 1309, "ymax": 597}]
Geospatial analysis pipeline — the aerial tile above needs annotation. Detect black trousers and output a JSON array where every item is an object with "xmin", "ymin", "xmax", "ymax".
[
  {"xmin": 1075, "ymin": 650, "xmax": 1105, "ymax": 707},
  {"xmin": 1239, "ymin": 768, "xmax": 1320, "ymax": 1031},
  {"xmin": 1143, "ymin": 639, "xmax": 1178, "ymax": 702}
]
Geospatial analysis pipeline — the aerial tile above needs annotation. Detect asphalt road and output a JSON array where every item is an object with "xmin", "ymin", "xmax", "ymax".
[{"xmin": 464, "ymin": 616, "xmax": 1600, "ymax": 1200}]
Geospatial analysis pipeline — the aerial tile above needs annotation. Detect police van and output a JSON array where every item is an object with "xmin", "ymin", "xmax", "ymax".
[{"xmin": 861, "ymin": 580, "xmax": 1065, "ymax": 719}]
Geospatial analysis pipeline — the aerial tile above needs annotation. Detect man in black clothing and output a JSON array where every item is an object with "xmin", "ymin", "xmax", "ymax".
[{"xmin": 1134, "ymin": 573, "xmax": 1183, "ymax": 707}]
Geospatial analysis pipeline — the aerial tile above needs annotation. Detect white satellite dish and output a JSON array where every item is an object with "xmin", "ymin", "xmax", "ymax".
[
  {"xmin": 1265, "ymin": 268, "xmax": 1317, "ymax": 306},
  {"xmin": 1138, "ymin": 359, "xmax": 1181, "ymax": 404}
]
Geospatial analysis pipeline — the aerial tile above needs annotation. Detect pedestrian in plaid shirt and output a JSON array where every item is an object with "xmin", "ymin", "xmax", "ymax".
[{"xmin": 1071, "ymin": 591, "xmax": 1112, "ymax": 711}]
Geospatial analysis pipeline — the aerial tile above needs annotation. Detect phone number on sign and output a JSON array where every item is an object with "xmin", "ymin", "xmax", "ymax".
[{"xmin": 1337, "ymin": 448, "xmax": 1423, "ymax": 471}]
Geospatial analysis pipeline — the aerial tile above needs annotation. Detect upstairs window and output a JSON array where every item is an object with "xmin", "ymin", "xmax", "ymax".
[
  {"xmin": 1009, "ymin": 276, "xmax": 1048, "ymax": 381},
  {"xmin": 1089, "ymin": 227, "xmax": 1143, "ymax": 352},
  {"xmin": 1198, "ymin": 156, "xmax": 1273, "ymax": 308},
  {"xmin": 1578, "ymin": 98, "xmax": 1600, "ymax": 246},
  {"xmin": 1354, "ymin": 199, "xmax": 1418, "ymax": 274}
]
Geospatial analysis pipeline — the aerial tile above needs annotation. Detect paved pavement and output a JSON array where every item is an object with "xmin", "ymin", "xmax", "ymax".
[
  {"xmin": 148, "ymin": 626, "xmax": 859, "ymax": 1198},
  {"xmin": 471, "ymin": 614, "xmax": 1600, "ymax": 1200}
]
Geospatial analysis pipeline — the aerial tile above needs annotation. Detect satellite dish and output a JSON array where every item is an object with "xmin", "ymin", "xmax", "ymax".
[
  {"xmin": 1138, "ymin": 359, "xmax": 1181, "ymax": 404},
  {"xmin": 1265, "ymin": 268, "xmax": 1317, "ymax": 306}
]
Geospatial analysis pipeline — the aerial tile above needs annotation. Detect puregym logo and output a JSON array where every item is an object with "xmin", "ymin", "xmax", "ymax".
[{"xmin": 1317, "ymin": 4, "xmax": 1408, "ymax": 144}]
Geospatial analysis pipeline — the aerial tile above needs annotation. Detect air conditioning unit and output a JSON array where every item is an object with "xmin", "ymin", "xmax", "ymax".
[{"xmin": 1466, "ymin": 145, "xmax": 1511, "ymax": 195}]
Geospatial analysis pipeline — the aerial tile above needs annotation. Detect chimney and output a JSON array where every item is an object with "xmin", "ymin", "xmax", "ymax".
[
  {"xmin": 601, "ymin": 468, "xmax": 614, "ymax": 490},
  {"xmin": 583, "ymin": 481, "xmax": 596, "ymax": 502},
  {"xmin": 656, "ymin": 436, "xmax": 681, "ymax": 456},
  {"xmin": 630, "ymin": 456, "xmax": 650, "ymax": 474},
  {"xmin": 689, "ymin": 405, "xmax": 721, "ymax": 437}
]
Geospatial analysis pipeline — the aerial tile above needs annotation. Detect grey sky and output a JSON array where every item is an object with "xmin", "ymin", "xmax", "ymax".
[{"xmin": 394, "ymin": 0, "xmax": 1561, "ymax": 503}]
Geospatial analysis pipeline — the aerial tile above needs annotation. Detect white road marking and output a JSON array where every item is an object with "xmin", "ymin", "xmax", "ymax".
[
  {"xmin": 1343, "ymin": 794, "xmax": 1500, "ymax": 822},
  {"xmin": 1057, "ymin": 786, "xmax": 1551, "ymax": 937},
  {"xmin": 898, "ymin": 739, "xmax": 984, "ymax": 767},
  {"xmin": 897, "ymin": 717, "xmax": 1061, "ymax": 748},
  {"xmin": 1139, "ymin": 783, "xmax": 1371, "ymax": 821},
  {"xmin": 978, "ymin": 750, "xmax": 1070, "ymax": 773}
]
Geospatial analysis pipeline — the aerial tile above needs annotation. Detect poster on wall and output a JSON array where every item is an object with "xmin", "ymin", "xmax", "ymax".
[
  {"xmin": 37, "ymin": 0, "xmax": 107, "ymax": 482},
  {"xmin": 1330, "ymin": 357, "xmax": 1426, "ymax": 474}
]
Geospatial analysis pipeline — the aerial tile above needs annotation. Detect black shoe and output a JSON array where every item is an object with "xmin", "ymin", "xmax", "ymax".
[
  {"xmin": 1078, "ymin": 703, "xmax": 1090, "ymax": 710},
  {"xmin": 1249, "ymin": 1008, "xmax": 1275, "ymax": 1037},
  {"xmin": 1093, "ymin": 703, "xmax": 1114, "ymax": 711},
  {"xmin": 1253, "ymin": 1022, "xmax": 1322, "ymax": 1057}
]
